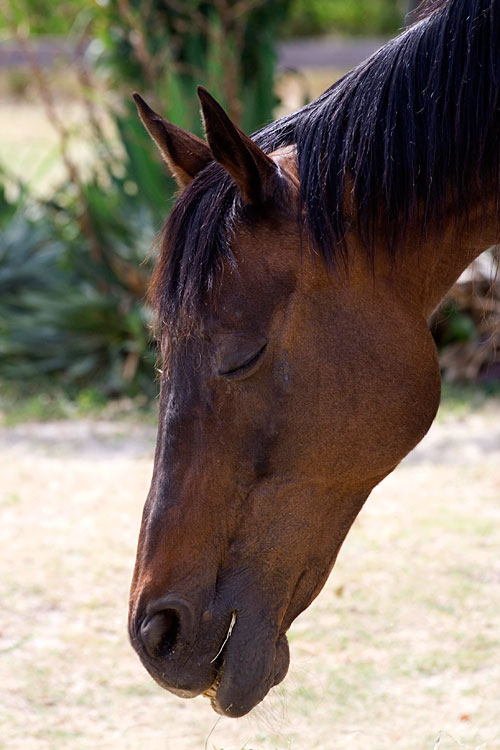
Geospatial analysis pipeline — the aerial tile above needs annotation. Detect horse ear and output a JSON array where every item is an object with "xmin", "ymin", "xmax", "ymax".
[
  {"xmin": 133, "ymin": 93, "xmax": 213, "ymax": 188},
  {"xmin": 197, "ymin": 86, "xmax": 277, "ymax": 204}
]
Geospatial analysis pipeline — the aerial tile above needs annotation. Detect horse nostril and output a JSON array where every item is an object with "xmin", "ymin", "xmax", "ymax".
[
  {"xmin": 139, "ymin": 596, "xmax": 195, "ymax": 660},
  {"xmin": 140, "ymin": 609, "xmax": 180, "ymax": 658}
]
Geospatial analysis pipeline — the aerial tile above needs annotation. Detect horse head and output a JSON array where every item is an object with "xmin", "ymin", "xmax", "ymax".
[{"xmin": 128, "ymin": 89, "xmax": 443, "ymax": 717}]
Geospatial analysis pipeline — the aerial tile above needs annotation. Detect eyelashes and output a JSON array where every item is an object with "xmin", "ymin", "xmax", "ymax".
[{"xmin": 218, "ymin": 342, "xmax": 268, "ymax": 380}]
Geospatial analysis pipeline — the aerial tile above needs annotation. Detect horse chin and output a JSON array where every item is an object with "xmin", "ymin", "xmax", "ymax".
[{"xmin": 207, "ymin": 632, "xmax": 290, "ymax": 718}]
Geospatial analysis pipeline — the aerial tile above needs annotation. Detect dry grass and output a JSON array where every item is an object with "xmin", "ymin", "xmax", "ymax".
[
  {"xmin": 0, "ymin": 99, "xmax": 94, "ymax": 194},
  {"xmin": 0, "ymin": 400, "xmax": 499, "ymax": 750}
]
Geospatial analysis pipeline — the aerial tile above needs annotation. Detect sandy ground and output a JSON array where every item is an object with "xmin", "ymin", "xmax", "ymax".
[{"xmin": 0, "ymin": 400, "xmax": 499, "ymax": 750}]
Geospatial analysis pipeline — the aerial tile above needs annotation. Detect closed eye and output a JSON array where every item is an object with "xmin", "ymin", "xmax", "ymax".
[{"xmin": 218, "ymin": 342, "xmax": 268, "ymax": 380}]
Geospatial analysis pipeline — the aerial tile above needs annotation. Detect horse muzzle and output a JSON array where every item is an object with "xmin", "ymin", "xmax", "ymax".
[{"xmin": 129, "ymin": 592, "xmax": 290, "ymax": 717}]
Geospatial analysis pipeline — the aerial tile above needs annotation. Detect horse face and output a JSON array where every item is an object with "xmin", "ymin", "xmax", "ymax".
[
  {"xmin": 129, "ymin": 215, "xmax": 441, "ymax": 718},
  {"xmin": 129, "ymin": 93, "xmax": 442, "ymax": 717}
]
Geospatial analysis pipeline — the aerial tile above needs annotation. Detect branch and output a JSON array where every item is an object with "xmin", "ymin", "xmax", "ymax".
[
  {"xmin": 116, "ymin": 0, "xmax": 157, "ymax": 86},
  {"xmin": 0, "ymin": 0, "xmax": 105, "ymax": 263}
]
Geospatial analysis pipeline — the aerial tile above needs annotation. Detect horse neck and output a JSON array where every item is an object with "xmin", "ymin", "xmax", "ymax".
[
  {"xmin": 277, "ymin": 146, "xmax": 497, "ymax": 320},
  {"xmin": 373, "ymin": 209, "xmax": 499, "ymax": 320}
]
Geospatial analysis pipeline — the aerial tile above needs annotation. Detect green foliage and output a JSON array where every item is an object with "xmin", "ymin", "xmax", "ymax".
[
  {"xmin": 97, "ymin": 0, "xmax": 292, "ymax": 134},
  {"xmin": 1, "ymin": 0, "xmax": 405, "ymax": 39},
  {"xmin": 0, "ymin": 98, "xmax": 167, "ymax": 398},
  {"xmin": 0, "ymin": 0, "xmax": 87, "ymax": 35},
  {"xmin": 0, "ymin": 193, "xmax": 158, "ymax": 398},
  {"xmin": 0, "ymin": 389, "xmax": 70, "ymax": 424},
  {"xmin": 440, "ymin": 380, "xmax": 500, "ymax": 411},
  {"xmin": 435, "ymin": 301, "xmax": 477, "ymax": 346},
  {"xmin": 431, "ymin": 251, "xmax": 500, "ymax": 383},
  {"xmin": 0, "ymin": 0, "xmax": 290, "ymax": 400},
  {"xmin": 284, "ymin": 0, "xmax": 402, "ymax": 37}
]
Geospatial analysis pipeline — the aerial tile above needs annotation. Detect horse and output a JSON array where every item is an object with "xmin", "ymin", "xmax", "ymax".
[{"xmin": 128, "ymin": 0, "xmax": 500, "ymax": 718}]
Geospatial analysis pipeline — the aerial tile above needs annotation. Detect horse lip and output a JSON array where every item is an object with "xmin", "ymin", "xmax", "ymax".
[
  {"xmin": 209, "ymin": 631, "xmax": 290, "ymax": 717},
  {"xmin": 202, "ymin": 611, "xmax": 237, "ymax": 704},
  {"xmin": 132, "ymin": 606, "xmax": 237, "ymax": 702},
  {"xmin": 133, "ymin": 605, "xmax": 289, "ymax": 716},
  {"xmin": 133, "ymin": 641, "xmax": 206, "ymax": 698},
  {"xmin": 203, "ymin": 663, "xmax": 224, "ymax": 704},
  {"xmin": 272, "ymin": 633, "xmax": 291, "ymax": 686},
  {"xmin": 202, "ymin": 651, "xmax": 225, "ymax": 701}
]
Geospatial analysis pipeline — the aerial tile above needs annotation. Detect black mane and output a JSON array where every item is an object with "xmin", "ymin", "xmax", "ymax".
[{"xmin": 153, "ymin": 0, "xmax": 500, "ymax": 328}]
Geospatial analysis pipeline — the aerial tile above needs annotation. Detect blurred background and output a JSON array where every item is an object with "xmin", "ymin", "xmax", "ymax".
[{"xmin": 0, "ymin": 0, "xmax": 498, "ymax": 418}]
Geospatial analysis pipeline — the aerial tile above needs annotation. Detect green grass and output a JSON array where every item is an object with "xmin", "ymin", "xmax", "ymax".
[
  {"xmin": 438, "ymin": 381, "xmax": 500, "ymax": 419},
  {"xmin": 0, "ymin": 380, "xmax": 156, "ymax": 425}
]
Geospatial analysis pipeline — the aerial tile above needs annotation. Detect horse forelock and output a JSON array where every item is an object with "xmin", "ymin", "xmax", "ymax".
[
  {"xmin": 151, "ymin": 0, "xmax": 500, "ymax": 332},
  {"xmin": 150, "ymin": 164, "xmax": 237, "ymax": 335},
  {"xmin": 150, "ymin": 161, "xmax": 295, "ymax": 336}
]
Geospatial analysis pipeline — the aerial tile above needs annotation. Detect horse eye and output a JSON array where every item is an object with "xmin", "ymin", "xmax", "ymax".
[{"xmin": 218, "ymin": 342, "xmax": 268, "ymax": 380}]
